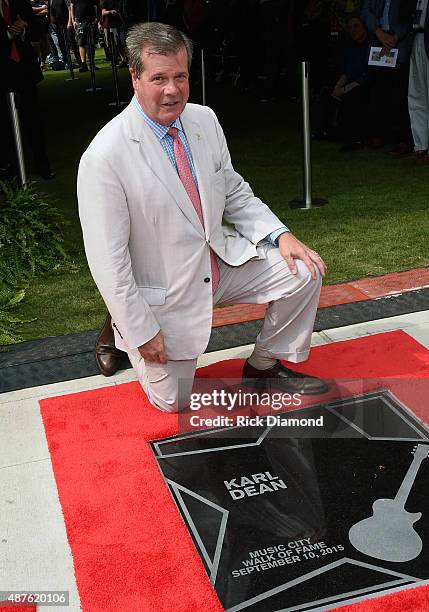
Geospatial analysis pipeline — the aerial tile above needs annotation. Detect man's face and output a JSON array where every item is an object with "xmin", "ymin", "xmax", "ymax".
[
  {"xmin": 348, "ymin": 17, "xmax": 366, "ymax": 43},
  {"xmin": 130, "ymin": 46, "xmax": 190, "ymax": 126}
]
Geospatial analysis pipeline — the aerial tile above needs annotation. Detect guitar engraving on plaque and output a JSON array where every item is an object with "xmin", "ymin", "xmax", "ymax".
[{"xmin": 349, "ymin": 444, "xmax": 429, "ymax": 562}]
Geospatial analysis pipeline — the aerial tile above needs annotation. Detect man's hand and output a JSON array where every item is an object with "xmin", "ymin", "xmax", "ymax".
[
  {"xmin": 138, "ymin": 331, "xmax": 168, "ymax": 364},
  {"xmin": 8, "ymin": 15, "xmax": 27, "ymax": 35},
  {"xmin": 376, "ymin": 28, "xmax": 398, "ymax": 49},
  {"xmin": 332, "ymin": 86, "xmax": 345, "ymax": 100},
  {"xmin": 278, "ymin": 232, "xmax": 326, "ymax": 279}
]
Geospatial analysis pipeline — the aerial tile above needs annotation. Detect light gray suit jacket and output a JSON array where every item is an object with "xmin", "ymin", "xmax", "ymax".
[{"xmin": 78, "ymin": 101, "xmax": 284, "ymax": 359}]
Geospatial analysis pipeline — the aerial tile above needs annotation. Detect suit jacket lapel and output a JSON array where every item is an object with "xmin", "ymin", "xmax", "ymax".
[{"xmin": 126, "ymin": 103, "xmax": 205, "ymax": 238}]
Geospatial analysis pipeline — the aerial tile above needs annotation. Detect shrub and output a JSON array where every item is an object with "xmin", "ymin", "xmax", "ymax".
[
  {"xmin": 0, "ymin": 181, "xmax": 70, "ymax": 344},
  {"xmin": 0, "ymin": 180, "xmax": 68, "ymax": 288},
  {"xmin": 0, "ymin": 289, "xmax": 34, "ymax": 346}
]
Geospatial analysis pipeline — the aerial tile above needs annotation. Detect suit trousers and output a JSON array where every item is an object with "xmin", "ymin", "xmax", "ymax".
[
  {"xmin": 408, "ymin": 34, "xmax": 429, "ymax": 151},
  {"xmin": 127, "ymin": 242, "xmax": 322, "ymax": 412},
  {"xmin": 369, "ymin": 62, "xmax": 412, "ymax": 144}
]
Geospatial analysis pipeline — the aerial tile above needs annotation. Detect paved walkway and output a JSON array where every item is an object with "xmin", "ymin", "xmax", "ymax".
[{"xmin": 1, "ymin": 267, "xmax": 429, "ymax": 611}]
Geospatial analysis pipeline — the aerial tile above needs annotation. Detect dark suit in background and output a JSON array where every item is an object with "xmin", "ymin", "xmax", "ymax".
[
  {"xmin": 361, "ymin": 0, "xmax": 414, "ymax": 145},
  {"xmin": 0, "ymin": 0, "xmax": 52, "ymax": 179}
]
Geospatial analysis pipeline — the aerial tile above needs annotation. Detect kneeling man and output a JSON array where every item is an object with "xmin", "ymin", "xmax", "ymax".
[{"xmin": 78, "ymin": 22, "xmax": 327, "ymax": 412}]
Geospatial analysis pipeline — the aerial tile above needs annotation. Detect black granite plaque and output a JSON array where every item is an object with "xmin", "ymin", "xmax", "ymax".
[{"xmin": 151, "ymin": 390, "xmax": 429, "ymax": 612}]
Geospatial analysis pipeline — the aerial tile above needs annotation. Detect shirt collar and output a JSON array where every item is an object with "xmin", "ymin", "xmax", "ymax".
[{"xmin": 132, "ymin": 96, "xmax": 183, "ymax": 141}]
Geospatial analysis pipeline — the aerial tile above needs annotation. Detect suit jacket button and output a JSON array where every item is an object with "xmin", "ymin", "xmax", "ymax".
[{"xmin": 204, "ymin": 277, "xmax": 211, "ymax": 283}]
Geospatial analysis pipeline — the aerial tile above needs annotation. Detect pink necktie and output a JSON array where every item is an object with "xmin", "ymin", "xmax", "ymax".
[
  {"xmin": 168, "ymin": 127, "xmax": 219, "ymax": 292},
  {"xmin": 2, "ymin": 0, "xmax": 20, "ymax": 62}
]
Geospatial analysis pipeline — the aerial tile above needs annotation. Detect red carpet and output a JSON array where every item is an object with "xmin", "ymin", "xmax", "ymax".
[{"xmin": 39, "ymin": 331, "xmax": 429, "ymax": 612}]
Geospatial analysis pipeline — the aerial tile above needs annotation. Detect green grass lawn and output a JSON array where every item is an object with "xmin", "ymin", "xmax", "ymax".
[{"xmin": 11, "ymin": 53, "xmax": 429, "ymax": 342}]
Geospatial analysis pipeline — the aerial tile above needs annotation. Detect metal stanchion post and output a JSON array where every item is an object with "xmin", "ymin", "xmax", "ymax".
[
  {"xmin": 201, "ymin": 47, "xmax": 206, "ymax": 106},
  {"xmin": 7, "ymin": 92, "xmax": 28, "ymax": 189},
  {"xmin": 289, "ymin": 61, "xmax": 328, "ymax": 209},
  {"xmin": 86, "ymin": 25, "xmax": 101, "ymax": 93},
  {"xmin": 62, "ymin": 26, "xmax": 79, "ymax": 81},
  {"xmin": 107, "ymin": 29, "xmax": 126, "ymax": 108}
]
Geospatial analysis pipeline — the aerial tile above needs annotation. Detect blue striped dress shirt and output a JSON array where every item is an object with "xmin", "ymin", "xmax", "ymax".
[{"xmin": 132, "ymin": 96, "xmax": 198, "ymax": 183}]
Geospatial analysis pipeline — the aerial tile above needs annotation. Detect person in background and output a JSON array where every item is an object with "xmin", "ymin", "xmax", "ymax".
[
  {"xmin": 100, "ymin": 0, "xmax": 126, "ymax": 66},
  {"xmin": 361, "ymin": 0, "xmax": 414, "ymax": 153},
  {"xmin": 408, "ymin": 0, "xmax": 429, "ymax": 160},
  {"xmin": 331, "ymin": 14, "xmax": 372, "ymax": 150},
  {"xmin": 0, "ymin": 0, "xmax": 55, "ymax": 180},
  {"xmin": 64, "ymin": 0, "xmax": 83, "ymax": 66},
  {"xmin": 49, "ymin": 0, "xmax": 79, "ymax": 68},
  {"xmin": 30, "ymin": 0, "xmax": 49, "ymax": 68},
  {"xmin": 69, "ymin": 0, "xmax": 98, "ymax": 71}
]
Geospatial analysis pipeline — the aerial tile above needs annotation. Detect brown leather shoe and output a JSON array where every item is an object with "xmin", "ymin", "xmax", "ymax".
[
  {"xmin": 414, "ymin": 150, "xmax": 429, "ymax": 161},
  {"xmin": 366, "ymin": 137, "xmax": 384, "ymax": 149},
  {"xmin": 242, "ymin": 359, "xmax": 329, "ymax": 395},
  {"xmin": 388, "ymin": 143, "xmax": 413, "ymax": 156},
  {"xmin": 95, "ymin": 313, "xmax": 123, "ymax": 376}
]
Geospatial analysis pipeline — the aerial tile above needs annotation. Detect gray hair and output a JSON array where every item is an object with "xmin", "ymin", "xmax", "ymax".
[{"xmin": 126, "ymin": 22, "xmax": 194, "ymax": 78}]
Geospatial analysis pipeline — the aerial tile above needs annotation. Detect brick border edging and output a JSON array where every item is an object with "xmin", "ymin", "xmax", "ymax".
[{"xmin": 212, "ymin": 267, "xmax": 429, "ymax": 327}]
